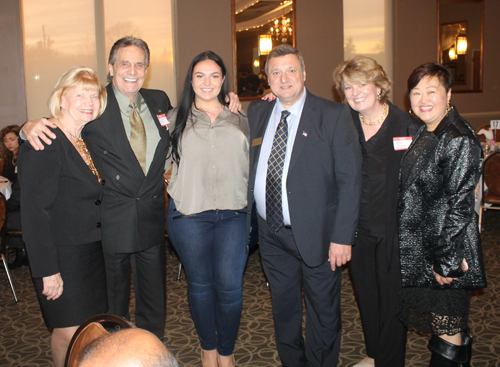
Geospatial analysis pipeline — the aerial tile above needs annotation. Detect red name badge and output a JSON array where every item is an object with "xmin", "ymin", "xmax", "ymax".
[
  {"xmin": 157, "ymin": 113, "xmax": 170, "ymax": 127},
  {"xmin": 393, "ymin": 137, "xmax": 412, "ymax": 151}
]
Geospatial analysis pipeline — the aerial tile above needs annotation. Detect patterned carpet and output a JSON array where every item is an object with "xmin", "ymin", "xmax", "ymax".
[{"xmin": 1, "ymin": 210, "xmax": 499, "ymax": 367}]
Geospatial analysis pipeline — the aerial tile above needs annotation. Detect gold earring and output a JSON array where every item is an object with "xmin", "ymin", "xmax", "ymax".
[
  {"xmin": 377, "ymin": 92, "xmax": 381, "ymax": 101},
  {"xmin": 446, "ymin": 103, "xmax": 452, "ymax": 113}
]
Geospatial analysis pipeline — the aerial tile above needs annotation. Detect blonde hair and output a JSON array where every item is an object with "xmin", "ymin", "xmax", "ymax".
[
  {"xmin": 48, "ymin": 66, "xmax": 107, "ymax": 118},
  {"xmin": 333, "ymin": 55, "xmax": 392, "ymax": 104}
]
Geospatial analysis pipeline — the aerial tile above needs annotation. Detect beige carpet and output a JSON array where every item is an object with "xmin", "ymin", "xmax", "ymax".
[{"xmin": 1, "ymin": 210, "xmax": 499, "ymax": 366}]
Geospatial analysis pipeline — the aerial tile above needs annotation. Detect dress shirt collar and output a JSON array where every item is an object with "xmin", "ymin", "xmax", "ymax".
[
  {"xmin": 191, "ymin": 104, "xmax": 233, "ymax": 123},
  {"xmin": 112, "ymin": 84, "xmax": 144, "ymax": 114},
  {"xmin": 274, "ymin": 87, "xmax": 307, "ymax": 119}
]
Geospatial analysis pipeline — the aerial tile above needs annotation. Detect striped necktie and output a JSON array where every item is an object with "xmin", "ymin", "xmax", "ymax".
[{"xmin": 266, "ymin": 110, "xmax": 290, "ymax": 232}]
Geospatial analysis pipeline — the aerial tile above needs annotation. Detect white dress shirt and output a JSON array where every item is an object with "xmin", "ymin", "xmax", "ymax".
[{"xmin": 254, "ymin": 87, "xmax": 307, "ymax": 225}]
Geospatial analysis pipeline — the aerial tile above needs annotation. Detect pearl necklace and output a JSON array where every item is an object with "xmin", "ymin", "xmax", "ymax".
[{"xmin": 359, "ymin": 102, "xmax": 389, "ymax": 126}]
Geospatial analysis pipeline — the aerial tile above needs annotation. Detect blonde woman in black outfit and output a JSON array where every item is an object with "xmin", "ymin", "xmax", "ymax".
[{"xmin": 19, "ymin": 66, "xmax": 108, "ymax": 367}]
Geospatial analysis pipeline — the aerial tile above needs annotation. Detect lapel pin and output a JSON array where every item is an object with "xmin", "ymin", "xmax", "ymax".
[{"xmin": 302, "ymin": 131, "xmax": 308, "ymax": 137}]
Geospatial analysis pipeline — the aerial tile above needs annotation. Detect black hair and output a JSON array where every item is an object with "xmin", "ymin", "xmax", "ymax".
[
  {"xmin": 407, "ymin": 62, "xmax": 453, "ymax": 94},
  {"xmin": 170, "ymin": 51, "xmax": 229, "ymax": 165}
]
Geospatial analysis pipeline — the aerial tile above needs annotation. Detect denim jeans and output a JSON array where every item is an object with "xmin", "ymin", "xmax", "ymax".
[{"xmin": 167, "ymin": 199, "xmax": 248, "ymax": 355}]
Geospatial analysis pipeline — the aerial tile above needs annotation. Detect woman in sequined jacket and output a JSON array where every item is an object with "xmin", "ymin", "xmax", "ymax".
[{"xmin": 397, "ymin": 63, "xmax": 486, "ymax": 367}]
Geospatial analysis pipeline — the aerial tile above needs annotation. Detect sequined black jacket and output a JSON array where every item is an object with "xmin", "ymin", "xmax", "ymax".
[{"xmin": 398, "ymin": 105, "xmax": 487, "ymax": 289}]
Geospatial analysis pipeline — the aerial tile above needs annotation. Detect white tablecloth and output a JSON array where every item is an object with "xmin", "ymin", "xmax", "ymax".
[{"xmin": 0, "ymin": 176, "xmax": 12, "ymax": 200}]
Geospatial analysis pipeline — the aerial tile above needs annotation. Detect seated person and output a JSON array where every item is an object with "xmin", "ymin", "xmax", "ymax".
[
  {"xmin": 6, "ymin": 171, "xmax": 27, "ymax": 268},
  {"xmin": 0, "ymin": 125, "xmax": 25, "ymax": 268},
  {"xmin": 0, "ymin": 125, "xmax": 21, "ymax": 182},
  {"xmin": 79, "ymin": 328, "xmax": 179, "ymax": 367}
]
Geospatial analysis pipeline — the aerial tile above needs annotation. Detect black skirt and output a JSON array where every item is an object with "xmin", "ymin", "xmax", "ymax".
[
  {"xmin": 397, "ymin": 287, "xmax": 471, "ymax": 335},
  {"xmin": 32, "ymin": 241, "xmax": 108, "ymax": 328}
]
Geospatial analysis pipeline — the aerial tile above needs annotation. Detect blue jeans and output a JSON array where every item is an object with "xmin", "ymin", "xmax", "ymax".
[{"xmin": 167, "ymin": 199, "xmax": 248, "ymax": 355}]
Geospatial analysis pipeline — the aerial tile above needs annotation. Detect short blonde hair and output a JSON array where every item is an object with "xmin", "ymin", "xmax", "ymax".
[
  {"xmin": 333, "ymin": 55, "xmax": 392, "ymax": 104},
  {"xmin": 48, "ymin": 66, "xmax": 107, "ymax": 118}
]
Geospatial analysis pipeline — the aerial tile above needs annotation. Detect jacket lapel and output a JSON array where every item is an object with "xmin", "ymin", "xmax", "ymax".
[
  {"xmin": 141, "ymin": 89, "xmax": 169, "ymax": 179},
  {"xmin": 288, "ymin": 91, "xmax": 315, "ymax": 172},
  {"xmin": 103, "ymin": 86, "xmax": 146, "ymax": 177},
  {"xmin": 400, "ymin": 125, "xmax": 437, "ymax": 189},
  {"xmin": 142, "ymin": 89, "xmax": 169, "ymax": 142},
  {"xmin": 251, "ymin": 101, "xmax": 275, "ymax": 168},
  {"xmin": 249, "ymin": 100, "xmax": 275, "ymax": 189}
]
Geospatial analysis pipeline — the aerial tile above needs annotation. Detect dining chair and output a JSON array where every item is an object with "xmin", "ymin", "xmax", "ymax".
[
  {"xmin": 0, "ymin": 192, "xmax": 18, "ymax": 302},
  {"xmin": 479, "ymin": 150, "xmax": 500, "ymax": 231},
  {"xmin": 64, "ymin": 314, "xmax": 134, "ymax": 367}
]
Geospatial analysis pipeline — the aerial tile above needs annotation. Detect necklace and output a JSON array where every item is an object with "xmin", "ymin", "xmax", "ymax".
[
  {"xmin": 57, "ymin": 119, "xmax": 101, "ymax": 183},
  {"xmin": 359, "ymin": 102, "xmax": 389, "ymax": 126}
]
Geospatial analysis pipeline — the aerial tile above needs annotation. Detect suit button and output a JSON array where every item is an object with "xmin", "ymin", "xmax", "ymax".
[
  {"xmin": 116, "ymin": 175, "xmax": 120, "ymax": 180},
  {"xmin": 153, "ymin": 195, "xmax": 158, "ymax": 198},
  {"xmin": 95, "ymin": 200, "xmax": 101, "ymax": 205},
  {"xmin": 103, "ymin": 150, "xmax": 108, "ymax": 154},
  {"xmin": 136, "ymin": 198, "xmax": 140, "ymax": 201},
  {"xmin": 101, "ymin": 180, "xmax": 106, "ymax": 185},
  {"xmin": 96, "ymin": 222, "xmax": 101, "ymax": 228}
]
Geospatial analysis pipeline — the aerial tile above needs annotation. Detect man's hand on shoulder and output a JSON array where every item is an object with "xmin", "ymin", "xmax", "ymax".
[
  {"xmin": 23, "ymin": 118, "xmax": 57, "ymax": 151},
  {"xmin": 328, "ymin": 242, "xmax": 352, "ymax": 271}
]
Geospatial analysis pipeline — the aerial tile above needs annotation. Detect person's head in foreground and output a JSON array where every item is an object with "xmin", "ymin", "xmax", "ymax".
[{"xmin": 79, "ymin": 328, "xmax": 179, "ymax": 367}]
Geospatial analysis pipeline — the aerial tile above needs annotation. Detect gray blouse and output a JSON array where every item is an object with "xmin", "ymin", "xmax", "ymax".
[{"xmin": 167, "ymin": 105, "xmax": 250, "ymax": 215}]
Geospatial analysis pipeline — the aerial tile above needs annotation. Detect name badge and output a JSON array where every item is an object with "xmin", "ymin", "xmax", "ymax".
[
  {"xmin": 157, "ymin": 113, "xmax": 170, "ymax": 127},
  {"xmin": 252, "ymin": 137, "xmax": 263, "ymax": 147},
  {"xmin": 393, "ymin": 137, "xmax": 412, "ymax": 151}
]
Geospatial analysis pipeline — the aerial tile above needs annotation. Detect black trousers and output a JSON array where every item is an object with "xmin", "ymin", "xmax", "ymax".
[
  {"xmin": 103, "ymin": 242, "xmax": 166, "ymax": 338},
  {"xmin": 258, "ymin": 216, "xmax": 342, "ymax": 367},
  {"xmin": 349, "ymin": 232, "xmax": 407, "ymax": 367}
]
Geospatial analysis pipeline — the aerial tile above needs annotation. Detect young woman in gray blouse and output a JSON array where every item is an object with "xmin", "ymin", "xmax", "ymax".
[{"xmin": 166, "ymin": 51, "xmax": 249, "ymax": 367}]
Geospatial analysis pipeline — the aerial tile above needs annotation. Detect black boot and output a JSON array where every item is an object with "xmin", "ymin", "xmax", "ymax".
[
  {"xmin": 461, "ymin": 331, "xmax": 473, "ymax": 367},
  {"xmin": 428, "ymin": 334, "xmax": 468, "ymax": 366}
]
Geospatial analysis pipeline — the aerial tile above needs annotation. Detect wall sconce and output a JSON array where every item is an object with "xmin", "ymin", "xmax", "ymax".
[
  {"xmin": 448, "ymin": 46, "xmax": 457, "ymax": 60},
  {"xmin": 253, "ymin": 60, "xmax": 260, "ymax": 68},
  {"xmin": 259, "ymin": 34, "xmax": 273, "ymax": 56},
  {"xmin": 456, "ymin": 36, "xmax": 468, "ymax": 55}
]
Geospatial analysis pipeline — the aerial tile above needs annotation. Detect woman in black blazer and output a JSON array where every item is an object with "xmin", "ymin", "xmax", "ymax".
[
  {"xmin": 333, "ymin": 56, "xmax": 420, "ymax": 367},
  {"xmin": 18, "ymin": 66, "xmax": 108, "ymax": 367},
  {"xmin": 398, "ymin": 63, "xmax": 486, "ymax": 366}
]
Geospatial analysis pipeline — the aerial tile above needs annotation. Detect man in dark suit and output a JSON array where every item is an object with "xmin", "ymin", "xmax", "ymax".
[
  {"xmin": 247, "ymin": 45, "xmax": 361, "ymax": 367},
  {"xmin": 22, "ymin": 37, "xmax": 170, "ymax": 338}
]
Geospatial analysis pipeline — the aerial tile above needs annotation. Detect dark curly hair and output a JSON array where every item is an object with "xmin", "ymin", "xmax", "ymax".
[{"xmin": 0, "ymin": 125, "xmax": 21, "ymax": 167}]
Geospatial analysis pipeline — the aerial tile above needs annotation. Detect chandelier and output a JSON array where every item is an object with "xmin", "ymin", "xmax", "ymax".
[{"xmin": 270, "ymin": 1, "xmax": 293, "ymax": 43}]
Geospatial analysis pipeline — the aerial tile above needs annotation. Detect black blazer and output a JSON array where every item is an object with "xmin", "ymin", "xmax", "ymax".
[
  {"xmin": 351, "ymin": 101, "xmax": 420, "ymax": 267},
  {"xmin": 247, "ymin": 90, "xmax": 362, "ymax": 267},
  {"xmin": 18, "ymin": 128, "xmax": 103, "ymax": 278},
  {"xmin": 398, "ymin": 105, "xmax": 486, "ymax": 289},
  {"xmin": 82, "ymin": 84, "xmax": 171, "ymax": 253}
]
